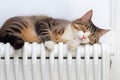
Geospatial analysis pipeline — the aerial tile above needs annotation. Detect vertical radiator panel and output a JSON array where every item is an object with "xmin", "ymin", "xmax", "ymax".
[
  {"xmin": 49, "ymin": 49, "xmax": 55, "ymax": 80},
  {"xmin": 40, "ymin": 43, "xmax": 46, "ymax": 80},
  {"xmin": 5, "ymin": 43, "xmax": 10, "ymax": 80},
  {"xmin": 0, "ymin": 43, "xmax": 5, "ymax": 80},
  {"xmin": 101, "ymin": 44, "xmax": 110, "ymax": 80},
  {"xmin": 76, "ymin": 46, "xmax": 81, "ymax": 80},
  {"xmin": 67, "ymin": 50, "xmax": 72, "ymax": 80},
  {"xmin": 85, "ymin": 44, "xmax": 90, "ymax": 80},
  {"xmin": 32, "ymin": 42, "xmax": 37, "ymax": 80},
  {"xmin": 0, "ymin": 42, "xmax": 113, "ymax": 80},
  {"xmin": 14, "ymin": 52, "xmax": 19, "ymax": 80},
  {"xmin": 23, "ymin": 42, "xmax": 28, "ymax": 80},
  {"xmin": 93, "ymin": 44, "xmax": 99, "ymax": 80},
  {"xmin": 58, "ymin": 42, "xmax": 64, "ymax": 80}
]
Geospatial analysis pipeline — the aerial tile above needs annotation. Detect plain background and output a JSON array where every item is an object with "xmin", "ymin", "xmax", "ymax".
[
  {"xmin": 0, "ymin": 0, "xmax": 119, "ymax": 80},
  {"xmin": 0, "ymin": 0, "xmax": 110, "ymax": 28}
]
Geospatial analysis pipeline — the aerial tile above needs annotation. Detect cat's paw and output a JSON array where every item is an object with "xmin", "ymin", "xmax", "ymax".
[
  {"xmin": 67, "ymin": 40, "xmax": 80, "ymax": 51},
  {"xmin": 44, "ymin": 41, "xmax": 55, "ymax": 51},
  {"xmin": 13, "ymin": 39, "xmax": 24, "ymax": 50}
]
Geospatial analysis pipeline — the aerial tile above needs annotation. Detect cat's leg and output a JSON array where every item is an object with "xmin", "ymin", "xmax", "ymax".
[
  {"xmin": 0, "ymin": 32, "xmax": 24, "ymax": 49},
  {"xmin": 35, "ymin": 21, "xmax": 55, "ymax": 51},
  {"xmin": 67, "ymin": 39, "xmax": 80, "ymax": 51}
]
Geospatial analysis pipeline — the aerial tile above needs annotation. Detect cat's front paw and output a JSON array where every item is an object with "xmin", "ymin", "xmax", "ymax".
[
  {"xmin": 44, "ymin": 41, "xmax": 55, "ymax": 51},
  {"xmin": 67, "ymin": 40, "xmax": 80, "ymax": 51}
]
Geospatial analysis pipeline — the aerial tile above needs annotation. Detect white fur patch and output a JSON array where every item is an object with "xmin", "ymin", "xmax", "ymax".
[
  {"xmin": 44, "ymin": 41, "xmax": 55, "ymax": 50},
  {"xmin": 61, "ymin": 24, "xmax": 74, "ymax": 41},
  {"xmin": 67, "ymin": 40, "xmax": 80, "ymax": 50},
  {"xmin": 76, "ymin": 31, "xmax": 90, "ymax": 44},
  {"xmin": 77, "ymin": 31, "xmax": 90, "ymax": 38},
  {"xmin": 81, "ymin": 38, "xmax": 90, "ymax": 43}
]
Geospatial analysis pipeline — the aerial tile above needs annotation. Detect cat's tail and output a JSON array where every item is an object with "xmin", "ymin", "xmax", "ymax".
[{"xmin": 0, "ymin": 30, "xmax": 24, "ymax": 49}]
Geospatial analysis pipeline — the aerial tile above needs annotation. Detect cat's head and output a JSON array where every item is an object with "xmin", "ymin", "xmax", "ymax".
[{"xmin": 72, "ymin": 10, "xmax": 110, "ymax": 44}]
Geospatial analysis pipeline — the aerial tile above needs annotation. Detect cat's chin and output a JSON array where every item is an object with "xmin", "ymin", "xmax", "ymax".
[
  {"xmin": 80, "ymin": 41, "xmax": 89, "ymax": 44},
  {"xmin": 78, "ymin": 38, "xmax": 90, "ymax": 44},
  {"xmin": 80, "ymin": 43, "xmax": 88, "ymax": 45},
  {"xmin": 73, "ymin": 38, "xmax": 90, "ymax": 45}
]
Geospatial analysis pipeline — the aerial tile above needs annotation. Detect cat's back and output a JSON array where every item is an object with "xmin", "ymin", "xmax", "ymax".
[
  {"xmin": 0, "ymin": 15, "xmax": 70, "ymax": 43},
  {"xmin": 1, "ymin": 15, "xmax": 51, "ymax": 28},
  {"xmin": 0, "ymin": 16, "xmax": 47, "ymax": 43}
]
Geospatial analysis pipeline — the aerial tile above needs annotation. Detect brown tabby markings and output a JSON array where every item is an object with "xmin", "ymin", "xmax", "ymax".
[{"xmin": 22, "ymin": 27, "xmax": 40, "ymax": 42}]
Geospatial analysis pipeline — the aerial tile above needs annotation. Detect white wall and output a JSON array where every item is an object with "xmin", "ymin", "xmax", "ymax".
[{"xmin": 0, "ymin": 0, "xmax": 110, "ymax": 29}]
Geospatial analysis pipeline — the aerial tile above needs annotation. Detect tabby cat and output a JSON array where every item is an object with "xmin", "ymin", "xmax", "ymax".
[{"xmin": 0, "ymin": 10, "xmax": 110, "ymax": 50}]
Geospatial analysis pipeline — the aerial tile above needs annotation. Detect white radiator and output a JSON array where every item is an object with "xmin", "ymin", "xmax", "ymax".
[{"xmin": 0, "ymin": 42, "xmax": 113, "ymax": 80}]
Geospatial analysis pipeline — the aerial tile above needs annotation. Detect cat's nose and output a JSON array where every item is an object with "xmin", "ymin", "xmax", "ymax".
[
  {"xmin": 83, "ymin": 35, "xmax": 87, "ymax": 39},
  {"xmin": 79, "ymin": 36, "xmax": 87, "ymax": 40}
]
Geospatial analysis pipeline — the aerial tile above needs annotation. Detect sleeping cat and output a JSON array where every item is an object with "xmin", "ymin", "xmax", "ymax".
[{"xmin": 0, "ymin": 10, "xmax": 110, "ymax": 50}]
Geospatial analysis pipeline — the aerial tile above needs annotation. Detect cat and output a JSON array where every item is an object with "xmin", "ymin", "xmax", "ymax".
[{"xmin": 0, "ymin": 10, "xmax": 110, "ymax": 50}]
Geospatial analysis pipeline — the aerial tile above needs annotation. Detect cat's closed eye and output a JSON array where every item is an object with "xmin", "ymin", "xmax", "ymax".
[{"xmin": 73, "ymin": 23, "xmax": 81, "ymax": 30}]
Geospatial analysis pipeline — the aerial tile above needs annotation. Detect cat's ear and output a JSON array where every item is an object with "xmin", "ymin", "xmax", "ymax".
[
  {"xmin": 80, "ymin": 10, "xmax": 93, "ymax": 22},
  {"xmin": 98, "ymin": 29, "xmax": 110, "ymax": 37}
]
